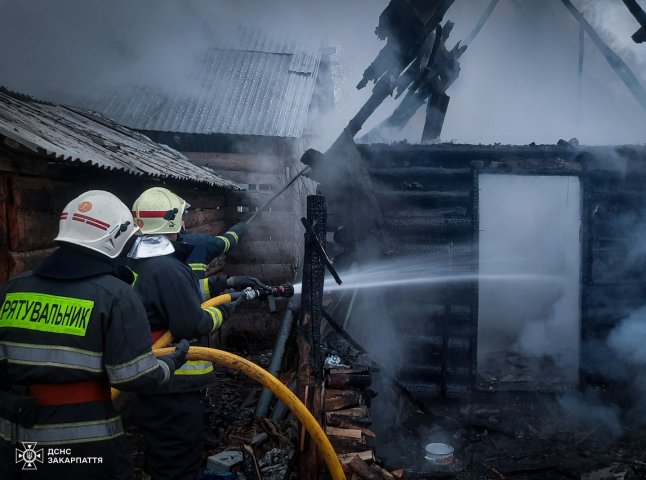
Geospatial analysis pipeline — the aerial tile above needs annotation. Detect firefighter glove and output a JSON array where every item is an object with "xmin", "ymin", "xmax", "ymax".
[
  {"xmin": 218, "ymin": 299, "xmax": 242, "ymax": 320},
  {"xmin": 226, "ymin": 275, "xmax": 263, "ymax": 290},
  {"xmin": 159, "ymin": 339, "xmax": 190, "ymax": 372}
]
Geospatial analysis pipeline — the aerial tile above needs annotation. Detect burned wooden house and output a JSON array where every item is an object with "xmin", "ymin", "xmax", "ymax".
[
  {"xmin": 305, "ymin": 140, "xmax": 646, "ymax": 399},
  {"xmin": 40, "ymin": 28, "xmax": 335, "ymax": 284},
  {"xmin": 0, "ymin": 88, "xmax": 241, "ymax": 283}
]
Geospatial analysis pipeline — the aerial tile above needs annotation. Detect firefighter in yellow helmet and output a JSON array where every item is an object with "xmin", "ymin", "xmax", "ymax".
[
  {"xmin": 0, "ymin": 190, "xmax": 189, "ymax": 480},
  {"xmin": 128, "ymin": 187, "xmax": 239, "ymax": 480}
]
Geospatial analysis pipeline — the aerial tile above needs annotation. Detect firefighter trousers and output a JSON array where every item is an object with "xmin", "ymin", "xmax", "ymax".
[{"xmin": 132, "ymin": 391, "xmax": 204, "ymax": 480}]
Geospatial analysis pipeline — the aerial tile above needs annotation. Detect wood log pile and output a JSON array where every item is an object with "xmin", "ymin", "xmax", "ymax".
[{"xmin": 323, "ymin": 363, "xmax": 408, "ymax": 479}]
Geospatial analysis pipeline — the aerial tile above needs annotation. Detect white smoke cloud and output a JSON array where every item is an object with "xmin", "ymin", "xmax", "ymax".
[
  {"xmin": 607, "ymin": 306, "xmax": 646, "ymax": 408},
  {"xmin": 1, "ymin": 1, "xmax": 643, "ymax": 149}
]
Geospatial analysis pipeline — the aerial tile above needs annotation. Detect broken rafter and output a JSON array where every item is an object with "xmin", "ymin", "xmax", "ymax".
[
  {"xmin": 622, "ymin": 0, "xmax": 646, "ymax": 43},
  {"xmin": 464, "ymin": 0, "xmax": 500, "ymax": 46},
  {"xmin": 560, "ymin": 0, "xmax": 646, "ymax": 111}
]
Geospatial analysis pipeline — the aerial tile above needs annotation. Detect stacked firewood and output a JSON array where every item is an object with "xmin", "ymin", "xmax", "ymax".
[{"xmin": 323, "ymin": 364, "xmax": 407, "ymax": 480}]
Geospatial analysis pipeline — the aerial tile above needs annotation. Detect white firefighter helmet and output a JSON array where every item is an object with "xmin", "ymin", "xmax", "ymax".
[
  {"xmin": 131, "ymin": 187, "xmax": 188, "ymax": 235},
  {"xmin": 54, "ymin": 190, "xmax": 139, "ymax": 258}
]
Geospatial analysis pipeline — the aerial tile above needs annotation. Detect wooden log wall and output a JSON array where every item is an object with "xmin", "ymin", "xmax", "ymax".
[
  {"xmin": 0, "ymin": 148, "xmax": 227, "ymax": 283},
  {"xmin": 185, "ymin": 149, "xmax": 315, "ymax": 285}
]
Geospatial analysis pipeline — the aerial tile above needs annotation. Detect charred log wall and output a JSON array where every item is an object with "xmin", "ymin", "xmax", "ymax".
[
  {"xmin": 317, "ymin": 142, "xmax": 646, "ymax": 398},
  {"xmin": 359, "ymin": 145, "xmax": 478, "ymax": 398}
]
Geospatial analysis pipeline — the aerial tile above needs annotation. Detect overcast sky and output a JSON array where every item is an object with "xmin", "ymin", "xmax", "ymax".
[{"xmin": 0, "ymin": 0, "xmax": 644, "ymax": 146}]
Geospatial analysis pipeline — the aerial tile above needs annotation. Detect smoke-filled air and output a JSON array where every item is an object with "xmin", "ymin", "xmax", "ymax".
[{"xmin": 0, "ymin": 0, "xmax": 644, "ymax": 147}]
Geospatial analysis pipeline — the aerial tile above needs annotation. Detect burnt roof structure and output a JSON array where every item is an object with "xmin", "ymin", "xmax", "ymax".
[{"xmin": 0, "ymin": 88, "xmax": 242, "ymax": 189}]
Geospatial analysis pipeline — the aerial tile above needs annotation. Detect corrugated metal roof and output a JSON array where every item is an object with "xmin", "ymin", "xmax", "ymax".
[
  {"xmin": 71, "ymin": 28, "xmax": 322, "ymax": 138},
  {"xmin": 0, "ymin": 88, "xmax": 243, "ymax": 189}
]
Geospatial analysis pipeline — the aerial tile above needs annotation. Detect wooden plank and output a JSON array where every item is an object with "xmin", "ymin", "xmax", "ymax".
[
  {"xmin": 325, "ymin": 427, "xmax": 364, "ymax": 440},
  {"xmin": 0, "ymin": 170, "xmax": 8, "ymax": 280},
  {"xmin": 330, "ymin": 436, "xmax": 368, "ymax": 453},
  {"xmin": 326, "ymin": 406, "xmax": 369, "ymax": 418},
  {"xmin": 179, "ymin": 191, "xmax": 226, "ymax": 209},
  {"xmin": 0, "ymin": 151, "xmax": 63, "ymax": 177},
  {"xmin": 329, "ymin": 366, "xmax": 370, "ymax": 375},
  {"xmin": 338, "ymin": 451, "xmax": 375, "ymax": 465},
  {"xmin": 185, "ymin": 152, "xmax": 282, "ymax": 174},
  {"xmin": 227, "ymin": 240, "xmax": 296, "ymax": 264},
  {"xmin": 223, "ymin": 264, "xmax": 296, "ymax": 284},
  {"xmin": 348, "ymin": 456, "xmax": 380, "ymax": 480},
  {"xmin": 183, "ymin": 208, "xmax": 225, "ymax": 230},
  {"xmin": 324, "ymin": 394, "xmax": 363, "ymax": 412},
  {"xmin": 247, "ymin": 217, "xmax": 299, "ymax": 241},
  {"xmin": 370, "ymin": 464, "xmax": 396, "ymax": 480},
  {"xmin": 0, "ymin": 174, "xmax": 8, "ymax": 247},
  {"xmin": 8, "ymin": 206, "xmax": 58, "ymax": 251},
  {"xmin": 184, "ymin": 220, "xmax": 227, "ymax": 236},
  {"xmin": 221, "ymin": 208, "xmax": 294, "ymax": 226},
  {"xmin": 228, "ymin": 191, "xmax": 295, "ymax": 211},
  {"xmin": 10, "ymin": 175, "xmax": 75, "ymax": 211},
  {"xmin": 327, "ymin": 372, "xmax": 372, "ymax": 389},
  {"xmin": 325, "ymin": 414, "xmax": 372, "ymax": 429},
  {"xmin": 8, "ymin": 248, "xmax": 57, "ymax": 277},
  {"xmin": 325, "ymin": 388, "xmax": 359, "ymax": 399},
  {"xmin": 324, "ymin": 389, "xmax": 363, "ymax": 403},
  {"xmin": 0, "ymin": 247, "xmax": 8, "ymax": 284}
]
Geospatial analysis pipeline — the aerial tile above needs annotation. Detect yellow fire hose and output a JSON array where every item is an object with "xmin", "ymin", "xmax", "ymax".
[
  {"xmin": 155, "ymin": 346, "xmax": 346, "ymax": 480},
  {"xmin": 111, "ymin": 293, "xmax": 232, "ymax": 399},
  {"xmin": 111, "ymin": 293, "xmax": 346, "ymax": 479}
]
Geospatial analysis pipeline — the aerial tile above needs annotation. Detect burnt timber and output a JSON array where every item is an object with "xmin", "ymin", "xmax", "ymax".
[{"xmin": 307, "ymin": 141, "xmax": 646, "ymax": 399}]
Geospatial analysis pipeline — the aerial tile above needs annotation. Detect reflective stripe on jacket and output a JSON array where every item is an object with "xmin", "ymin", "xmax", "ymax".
[
  {"xmin": 0, "ymin": 270, "xmax": 168, "ymax": 391},
  {"xmin": 128, "ymin": 250, "xmax": 229, "ymax": 392},
  {"xmin": 0, "ymin": 415, "xmax": 123, "ymax": 445},
  {"xmin": 0, "ymin": 247, "xmax": 170, "ymax": 445},
  {"xmin": 183, "ymin": 230, "xmax": 240, "ymax": 280}
]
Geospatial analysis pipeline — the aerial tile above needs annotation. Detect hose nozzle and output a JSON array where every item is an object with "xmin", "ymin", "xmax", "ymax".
[{"xmin": 271, "ymin": 284, "xmax": 294, "ymax": 298}]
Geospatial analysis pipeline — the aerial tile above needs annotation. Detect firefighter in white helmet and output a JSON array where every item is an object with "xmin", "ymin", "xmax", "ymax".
[
  {"xmin": 129, "ymin": 187, "xmax": 240, "ymax": 480},
  {"xmin": 0, "ymin": 190, "xmax": 188, "ymax": 480}
]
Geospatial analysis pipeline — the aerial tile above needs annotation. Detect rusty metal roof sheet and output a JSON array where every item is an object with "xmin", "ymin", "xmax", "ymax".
[
  {"xmin": 66, "ymin": 28, "xmax": 322, "ymax": 138},
  {"xmin": 0, "ymin": 88, "xmax": 243, "ymax": 189}
]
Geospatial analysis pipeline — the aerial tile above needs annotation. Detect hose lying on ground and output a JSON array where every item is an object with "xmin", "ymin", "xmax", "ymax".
[{"xmin": 154, "ymin": 345, "xmax": 346, "ymax": 480}]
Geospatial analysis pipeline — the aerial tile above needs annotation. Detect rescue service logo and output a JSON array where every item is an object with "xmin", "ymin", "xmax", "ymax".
[
  {"xmin": 15, "ymin": 442, "xmax": 43, "ymax": 470},
  {"xmin": 15, "ymin": 443, "xmax": 103, "ymax": 469},
  {"xmin": 77, "ymin": 201, "xmax": 93, "ymax": 212}
]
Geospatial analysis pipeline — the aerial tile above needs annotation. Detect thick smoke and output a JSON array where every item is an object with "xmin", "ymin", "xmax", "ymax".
[
  {"xmin": 1, "ymin": 1, "xmax": 643, "ymax": 148},
  {"xmin": 478, "ymin": 174, "xmax": 581, "ymax": 386},
  {"xmin": 605, "ymin": 306, "xmax": 646, "ymax": 426}
]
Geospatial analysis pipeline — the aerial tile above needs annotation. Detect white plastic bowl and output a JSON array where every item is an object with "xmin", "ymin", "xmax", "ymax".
[{"xmin": 424, "ymin": 443, "xmax": 454, "ymax": 465}]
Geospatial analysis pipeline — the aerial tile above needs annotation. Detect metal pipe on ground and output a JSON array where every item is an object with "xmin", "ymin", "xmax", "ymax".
[
  {"xmin": 270, "ymin": 379, "xmax": 298, "ymax": 422},
  {"xmin": 254, "ymin": 268, "xmax": 302, "ymax": 418},
  {"xmin": 155, "ymin": 345, "xmax": 346, "ymax": 480},
  {"xmin": 254, "ymin": 308, "xmax": 295, "ymax": 418}
]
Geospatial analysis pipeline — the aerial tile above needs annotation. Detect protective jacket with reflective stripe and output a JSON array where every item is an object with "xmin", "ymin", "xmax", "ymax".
[
  {"xmin": 198, "ymin": 274, "xmax": 228, "ymax": 303},
  {"xmin": 0, "ymin": 247, "xmax": 170, "ymax": 445},
  {"xmin": 183, "ymin": 226, "xmax": 241, "ymax": 280},
  {"xmin": 128, "ymin": 244, "xmax": 229, "ymax": 392}
]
